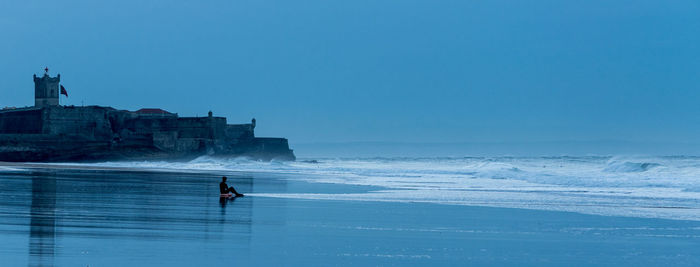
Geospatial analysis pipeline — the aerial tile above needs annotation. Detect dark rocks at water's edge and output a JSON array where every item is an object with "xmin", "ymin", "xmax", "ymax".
[{"xmin": 0, "ymin": 72, "xmax": 295, "ymax": 162}]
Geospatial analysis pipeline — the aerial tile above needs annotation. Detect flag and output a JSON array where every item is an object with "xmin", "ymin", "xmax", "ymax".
[{"xmin": 60, "ymin": 85, "xmax": 68, "ymax": 97}]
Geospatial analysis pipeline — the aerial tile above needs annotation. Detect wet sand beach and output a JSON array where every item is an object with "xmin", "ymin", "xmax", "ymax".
[{"xmin": 1, "ymin": 166, "xmax": 699, "ymax": 266}]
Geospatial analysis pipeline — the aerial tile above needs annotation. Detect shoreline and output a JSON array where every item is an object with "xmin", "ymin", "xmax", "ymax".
[
  {"xmin": 1, "ymin": 162, "xmax": 698, "ymax": 223},
  {"xmin": 1, "ymin": 167, "xmax": 699, "ymax": 265}
]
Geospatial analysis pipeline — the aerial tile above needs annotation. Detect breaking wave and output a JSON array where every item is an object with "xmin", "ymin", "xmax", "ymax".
[{"xmin": 603, "ymin": 157, "xmax": 661, "ymax": 173}]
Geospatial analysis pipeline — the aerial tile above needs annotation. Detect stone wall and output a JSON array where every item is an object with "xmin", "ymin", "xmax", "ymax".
[
  {"xmin": 34, "ymin": 74, "xmax": 60, "ymax": 107},
  {"xmin": 254, "ymin": 138, "xmax": 292, "ymax": 151},
  {"xmin": 176, "ymin": 117, "xmax": 226, "ymax": 139},
  {"xmin": 127, "ymin": 117, "xmax": 178, "ymax": 133},
  {"xmin": 42, "ymin": 106, "xmax": 114, "ymax": 140},
  {"xmin": 152, "ymin": 131, "xmax": 178, "ymax": 150},
  {"xmin": 0, "ymin": 104, "xmax": 295, "ymax": 161},
  {"xmin": 225, "ymin": 124, "xmax": 254, "ymax": 142},
  {"xmin": 0, "ymin": 109, "xmax": 43, "ymax": 134}
]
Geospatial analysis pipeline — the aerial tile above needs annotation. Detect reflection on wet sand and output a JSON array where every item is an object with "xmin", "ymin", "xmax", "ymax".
[
  {"xmin": 0, "ymin": 168, "xmax": 259, "ymax": 266},
  {"xmin": 29, "ymin": 173, "xmax": 56, "ymax": 267}
]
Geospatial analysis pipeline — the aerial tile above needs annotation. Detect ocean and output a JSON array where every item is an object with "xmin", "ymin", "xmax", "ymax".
[
  {"xmin": 58, "ymin": 155, "xmax": 700, "ymax": 221},
  {"xmin": 1, "ymin": 156, "xmax": 700, "ymax": 266}
]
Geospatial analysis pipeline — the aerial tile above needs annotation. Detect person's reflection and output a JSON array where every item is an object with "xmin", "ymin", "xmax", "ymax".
[
  {"xmin": 28, "ymin": 173, "xmax": 57, "ymax": 267},
  {"xmin": 219, "ymin": 196, "xmax": 236, "ymax": 209}
]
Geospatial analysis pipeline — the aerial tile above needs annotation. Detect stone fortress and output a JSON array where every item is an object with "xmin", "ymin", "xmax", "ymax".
[{"xmin": 0, "ymin": 70, "xmax": 295, "ymax": 162}]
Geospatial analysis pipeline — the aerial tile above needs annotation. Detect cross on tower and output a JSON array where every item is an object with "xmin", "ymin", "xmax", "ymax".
[{"xmin": 44, "ymin": 67, "xmax": 49, "ymax": 74}]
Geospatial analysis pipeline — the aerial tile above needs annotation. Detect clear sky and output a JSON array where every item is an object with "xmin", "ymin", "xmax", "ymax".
[{"xmin": 1, "ymin": 0, "xmax": 699, "ymax": 144}]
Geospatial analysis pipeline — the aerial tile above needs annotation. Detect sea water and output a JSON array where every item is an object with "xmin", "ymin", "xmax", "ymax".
[
  {"xmin": 2, "ymin": 156, "xmax": 700, "ymax": 266},
  {"xmin": 57, "ymin": 155, "xmax": 700, "ymax": 221}
]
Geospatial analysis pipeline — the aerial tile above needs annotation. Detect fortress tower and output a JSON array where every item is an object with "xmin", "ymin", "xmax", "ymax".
[{"xmin": 33, "ymin": 70, "xmax": 60, "ymax": 108}]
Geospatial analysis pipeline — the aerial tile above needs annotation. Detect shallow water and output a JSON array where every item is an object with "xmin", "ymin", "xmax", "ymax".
[{"xmin": 1, "ymin": 166, "xmax": 700, "ymax": 266}]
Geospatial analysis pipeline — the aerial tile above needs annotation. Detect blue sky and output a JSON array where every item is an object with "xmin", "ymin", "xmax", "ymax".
[{"xmin": 1, "ymin": 0, "xmax": 699, "ymax": 144}]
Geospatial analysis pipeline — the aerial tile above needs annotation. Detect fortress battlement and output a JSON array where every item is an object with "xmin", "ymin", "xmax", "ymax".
[{"xmin": 0, "ymin": 72, "xmax": 295, "ymax": 162}]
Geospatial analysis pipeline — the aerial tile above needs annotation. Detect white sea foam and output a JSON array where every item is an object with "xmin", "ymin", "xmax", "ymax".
[
  {"xmin": 0, "ymin": 166, "xmax": 27, "ymax": 172},
  {"xmin": 46, "ymin": 155, "xmax": 700, "ymax": 221}
]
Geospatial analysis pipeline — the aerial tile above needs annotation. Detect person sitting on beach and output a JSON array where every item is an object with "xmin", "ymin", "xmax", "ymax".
[{"xmin": 220, "ymin": 176, "xmax": 244, "ymax": 197}]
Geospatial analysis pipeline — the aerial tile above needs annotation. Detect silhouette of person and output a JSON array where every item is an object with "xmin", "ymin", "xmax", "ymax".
[{"xmin": 219, "ymin": 176, "xmax": 244, "ymax": 197}]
